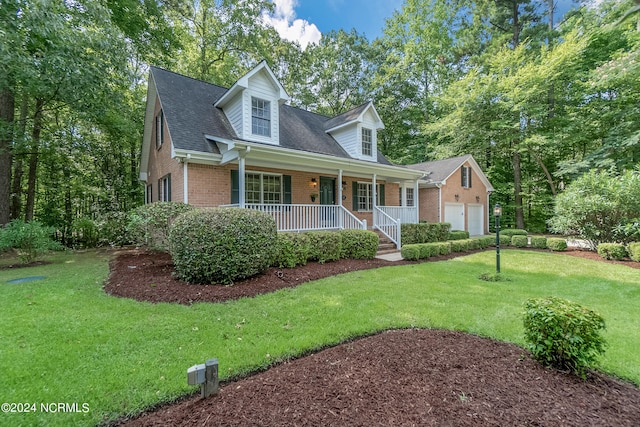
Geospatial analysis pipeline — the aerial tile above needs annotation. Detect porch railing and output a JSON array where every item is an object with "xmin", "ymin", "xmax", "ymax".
[
  {"xmin": 222, "ymin": 204, "xmax": 366, "ymax": 232},
  {"xmin": 376, "ymin": 206, "xmax": 418, "ymax": 225},
  {"xmin": 373, "ymin": 206, "xmax": 401, "ymax": 249}
]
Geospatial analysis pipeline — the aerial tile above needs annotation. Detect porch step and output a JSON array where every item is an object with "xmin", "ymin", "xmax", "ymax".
[{"xmin": 374, "ymin": 229, "xmax": 399, "ymax": 256}]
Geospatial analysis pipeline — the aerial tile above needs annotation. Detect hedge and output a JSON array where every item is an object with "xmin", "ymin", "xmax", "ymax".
[
  {"xmin": 629, "ymin": 242, "xmax": 640, "ymax": 262},
  {"xmin": 401, "ymin": 222, "xmax": 451, "ymax": 245},
  {"xmin": 500, "ymin": 229, "xmax": 528, "ymax": 238},
  {"xmin": 448, "ymin": 230, "xmax": 470, "ymax": 241},
  {"xmin": 511, "ymin": 235, "xmax": 529, "ymax": 248},
  {"xmin": 274, "ymin": 233, "xmax": 311, "ymax": 268},
  {"xmin": 597, "ymin": 243, "xmax": 627, "ymax": 261},
  {"xmin": 307, "ymin": 231, "xmax": 342, "ymax": 263},
  {"xmin": 530, "ymin": 236, "xmax": 548, "ymax": 249},
  {"xmin": 547, "ymin": 238, "xmax": 568, "ymax": 251},
  {"xmin": 339, "ymin": 229, "xmax": 379, "ymax": 259}
]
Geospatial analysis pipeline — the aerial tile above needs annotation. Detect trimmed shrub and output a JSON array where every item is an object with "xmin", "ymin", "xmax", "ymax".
[
  {"xmin": 450, "ymin": 239, "xmax": 469, "ymax": 252},
  {"xmin": 511, "ymin": 235, "xmax": 528, "ymax": 248},
  {"xmin": 274, "ymin": 233, "xmax": 310, "ymax": 268},
  {"xmin": 500, "ymin": 229, "xmax": 528, "ymax": 238},
  {"xmin": 128, "ymin": 202, "xmax": 194, "ymax": 251},
  {"xmin": 401, "ymin": 244, "xmax": 421, "ymax": 260},
  {"xmin": 418, "ymin": 243, "xmax": 435, "ymax": 259},
  {"xmin": 523, "ymin": 297, "xmax": 607, "ymax": 378},
  {"xmin": 448, "ymin": 230, "xmax": 470, "ymax": 241},
  {"xmin": 307, "ymin": 231, "xmax": 342, "ymax": 263},
  {"xmin": 401, "ymin": 222, "xmax": 451, "ymax": 245},
  {"xmin": 339, "ymin": 229, "xmax": 378, "ymax": 259},
  {"xmin": 0, "ymin": 219, "xmax": 62, "ymax": 263},
  {"xmin": 530, "ymin": 236, "xmax": 548, "ymax": 249},
  {"xmin": 476, "ymin": 236, "xmax": 494, "ymax": 248},
  {"xmin": 436, "ymin": 241, "xmax": 452, "ymax": 255},
  {"xmin": 597, "ymin": 243, "xmax": 627, "ymax": 261},
  {"xmin": 498, "ymin": 234, "xmax": 512, "ymax": 246},
  {"xmin": 168, "ymin": 208, "xmax": 277, "ymax": 284},
  {"xmin": 547, "ymin": 238, "xmax": 567, "ymax": 251},
  {"xmin": 629, "ymin": 242, "xmax": 640, "ymax": 262},
  {"xmin": 97, "ymin": 211, "xmax": 133, "ymax": 247},
  {"xmin": 467, "ymin": 238, "xmax": 480, "ymax": 250}
]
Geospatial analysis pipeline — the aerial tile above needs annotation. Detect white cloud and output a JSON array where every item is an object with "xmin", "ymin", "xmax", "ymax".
[{"xmin": 263, "ymin": 0, "xmax": 322, "ymax": 49}]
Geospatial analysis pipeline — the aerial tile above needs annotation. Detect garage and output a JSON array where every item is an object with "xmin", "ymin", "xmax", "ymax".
[
  {"xmin": 444, "ymin": 203, "xmax": 465, "ymax": 231},
  {"xmin": 467, "ymin": 204, "xmax": 485, "ymax": 236}
]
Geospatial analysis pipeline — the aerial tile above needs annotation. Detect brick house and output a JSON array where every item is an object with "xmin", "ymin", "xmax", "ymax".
[{"xmin": 140, "ymin": 62, "xmax": 493, "ymax": 246}]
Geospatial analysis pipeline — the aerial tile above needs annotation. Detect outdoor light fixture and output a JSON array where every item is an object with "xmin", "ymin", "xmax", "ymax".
[
  {"xmin": 310, "ymin": 177, "xmax": 317, "ymax": 188},
  {"xmin": 454, "ymin": 194, "xmax": 459, "ymax": 201},
  {"xmin": 476, "ymin": 196, "xmax": 480, "ymax": 203},
  {"xmin": 494, "ymin": 203, "xmax": 502, "ymax": 273},
  {"xmin": 187, "ymin": 358, "xmax": 219, "ymax": 398}
]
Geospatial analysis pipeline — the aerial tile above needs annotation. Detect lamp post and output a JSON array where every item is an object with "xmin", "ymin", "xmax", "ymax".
[{"xmin": 494, "ymin": 203, "xmax": 502, "ymax": 273}]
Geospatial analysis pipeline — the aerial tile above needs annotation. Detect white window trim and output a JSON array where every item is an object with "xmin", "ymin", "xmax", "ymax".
[
  {"xmin": 251, "ymin": 97, "xmax": 271, "ymax": 137},
  {"xmin": 356, "ymin": 181, "xmax": 383, "ymax": 212},
  {"xmin": 361, "ymin": 127, "xmax": 372, "ymax": 157},
  {"xmin": 245, "ymin": 170, "xmax": 282, "ymax": 204}
]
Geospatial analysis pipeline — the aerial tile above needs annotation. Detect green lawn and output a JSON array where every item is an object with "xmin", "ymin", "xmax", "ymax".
[{"xmin": 1, "ymin": 249, "xmax": 639, "ymax": 426}]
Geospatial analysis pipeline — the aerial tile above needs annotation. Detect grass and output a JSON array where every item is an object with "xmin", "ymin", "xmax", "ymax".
[{"xmin": 1, "ymin": 249, "xmax": 639, "ymax": 426}]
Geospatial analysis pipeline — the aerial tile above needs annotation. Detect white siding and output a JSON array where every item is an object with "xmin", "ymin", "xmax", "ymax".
[
  {"xmin": 225, "ymin": 95, "xmax": 244, "ymax": 138},
  {"xmin": 243, "ymin": 72, "xmax": 279, "ymax": 145},
  {"xmin": 331, "ymin": 125, "xmax": 359, "ymax": 158},
  {"xmin": 360, "ymin": 111, "xmax": 378, "ymax": 160}
]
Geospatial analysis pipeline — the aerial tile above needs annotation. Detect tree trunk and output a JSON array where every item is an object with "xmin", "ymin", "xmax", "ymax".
[
  {"xmin": 0, "ymin": 86, "xmax": 15, "ymax": 226},
  {"xmin": 513, "ymin": 149, "xmax": 525, "ymax": 229},
  {"xmin": 25, "ymin": 98, "xmax": 44, "ymax": 222},
  {"xmin": 10, "ymin": 97, "xmax": 29, "ymax": 220}
]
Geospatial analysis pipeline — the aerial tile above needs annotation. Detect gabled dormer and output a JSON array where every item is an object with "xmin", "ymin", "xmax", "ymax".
[
  {"xmin": 324, "ymin": 102, "xmax": 384, "ymax": 161},
  {"xmin": 214, "ymin": 61, "xmax": 289, "ymax": 145}
]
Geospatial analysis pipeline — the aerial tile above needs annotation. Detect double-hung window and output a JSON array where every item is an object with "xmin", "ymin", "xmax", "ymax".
[
  {"xmin": 158, "ymin": 174, "xmax": 171, "ymax": 201},
  {"xmin": 361, "ymin": 128, "xmax": 372, "ymax": 156},
  {"xmin": 356, "ymin": 182, "xmax": 383, "ymax": 211},
  {"xmin": 461, "ymin": 166, "xmax": 472, "ymax": 188},
  {"xmin": 251, "ymin": 97, "xmax": 271, "ymax": 137},
  {"xmin": 246, "ymin": 172, "xmax": 281, "ymax": 204}
]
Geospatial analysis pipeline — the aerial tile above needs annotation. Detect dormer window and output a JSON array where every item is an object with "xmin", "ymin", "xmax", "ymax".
[
  {"xmin": 361, "ymin": 128, "xmax": 372, "ymax": 156},
  {"xmin": 252, "ymin": 97, "xmax": 271, "ymax": 137}
]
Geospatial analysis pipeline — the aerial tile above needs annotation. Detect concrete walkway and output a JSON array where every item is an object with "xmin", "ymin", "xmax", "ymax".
[{"xmin": 375, "ymin": 251, "xmax": 404, "ymax": 262}]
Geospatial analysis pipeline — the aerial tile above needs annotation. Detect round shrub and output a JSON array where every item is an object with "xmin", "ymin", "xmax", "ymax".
[
  {"xmin": 274, "ymin": 232, "xmax": 310, "ymax": 268},
  {"xmin": 448, "ymin": 230, "xmax": 470, "ymax": 241},
  {"xmin": 401, "ymin": 244, "xmax": 420, "ymax": 260},
  {"xmin": 523, "ymin": 296, "xmax": 606, "ymax": 378},
  {"xmin": 0, "ymin": 219, "xmax": 62, "ymax": 263},
  {"xmin": 500, "ymin": 229, "xmax": 528, "ymax": 238},
  {"xmin": 629, "ymin": 242, "xmax": 640, "ymax": 262},
  {"xmin": 530, "ymin": 236, "xmax": 548, "ymax": 249},
  {"xmin": 339, "ymin": 229, "xmax": 378, "ymax": 259},
  {"xmin": 168, "ymin": 208, "xmax": 277, "ymax": 284},
  {"xmin": 307, "ymin": 231, "xmax": 342, "ymax": 263},
  {"xmin": 597, "ymin": 243, "xmax": 627, "ymax": 261},
  {"xmin": 511, "ymin": 235, "xmax": 528, "ymax": 248},
  {"xmin": 547, "ymin": 237, "xmax": 568, "ymax": 251}
]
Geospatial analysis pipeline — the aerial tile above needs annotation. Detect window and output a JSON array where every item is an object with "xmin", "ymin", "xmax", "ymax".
[
  {"xmin": 361, "ymin": 128, "xmax": 372, "ymax": 156},
  {"xmin": 158, "ymin": 174, "xmax": 171, "ymax": 201},
  {"xmin": 251, "ymin": 97, "xmax": 271, "ymax": 137},
  {"xmin": 406, "ymin": 188, "xmax": 415, "ymax": 207},
  {"xmin": 461, "ymin": 166, "xmax": 472, "ymax": 188},
  {"xmin": 245, "ymin": 172, "xmax": 281, "ymax": 204},
  {"xmin": 145, "ymin": 184, "xmax": 153, "ymax": 204},
  {"xmin": 155, "ymin": 109, "xmax": 164, "ymax": 149},
  {"xmin": 356, "ymin": 182, "xmax": 384, "ymax": 211}
]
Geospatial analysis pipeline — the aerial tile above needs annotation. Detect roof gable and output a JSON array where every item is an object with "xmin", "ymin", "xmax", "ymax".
[
  {"xmin": 324, "ymin": 102, "xmax": 384, "ymax": 133},
  {"xmin": 408, "ymin": 154, "xmax": 494, "ymax": 191},
  {"xmin": 215, "ymin": 61, "xmax": 289, "ymax": 109}
]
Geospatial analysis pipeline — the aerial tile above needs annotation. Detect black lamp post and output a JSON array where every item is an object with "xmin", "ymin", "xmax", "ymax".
[{"xmin": 494, "ymin": 203, "xmax": 502, "ymax": 273}]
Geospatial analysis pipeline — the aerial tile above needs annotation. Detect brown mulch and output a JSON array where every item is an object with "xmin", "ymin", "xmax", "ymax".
[{"xmin": 106, "ymin": 248, "xmax": 640, "ymax": 426}]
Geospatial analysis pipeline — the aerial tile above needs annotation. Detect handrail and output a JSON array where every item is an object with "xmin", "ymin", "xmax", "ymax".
[{"xmin": 374, "ymin": 206, "xmax": 401, "ymax": 249}]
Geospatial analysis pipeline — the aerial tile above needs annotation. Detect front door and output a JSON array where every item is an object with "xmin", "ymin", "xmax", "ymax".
[{"xmin": 320, "ymin": 177, "xmax": 335, "ymax": 227}]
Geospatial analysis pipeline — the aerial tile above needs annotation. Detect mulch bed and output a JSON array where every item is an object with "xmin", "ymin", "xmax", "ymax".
[{"xmin": 105, "ymin": 248, "xmax": 640, "ymax": 426}]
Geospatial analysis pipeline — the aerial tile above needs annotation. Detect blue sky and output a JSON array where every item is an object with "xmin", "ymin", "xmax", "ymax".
[{"xmin": 265, "ymin": 0, "xmax": 586, "ymax": 49}]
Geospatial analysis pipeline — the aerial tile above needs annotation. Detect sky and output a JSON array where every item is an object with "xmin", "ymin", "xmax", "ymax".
[{"xmin": 263, "ymin": 0, "xmax": 594, "ymax": 49}]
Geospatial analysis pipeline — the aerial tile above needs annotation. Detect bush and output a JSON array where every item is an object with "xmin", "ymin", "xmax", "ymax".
[
  {"xmin": 418, "ymin": 243, "xmax": 436, "ymax": 258},
  {"xmin": 547, "ymin": 238, "xmax": 567, "ymax": 251},
  {"xmin": 0, "ymin": 219, "xmax": 62, "ymax": 263},
  {"xmin": 523, "ymin": 296, "xmax": 607, "ymax": 378},
  {"xmin": 500, "ymin": 229, "xmax": 528, "ymax": 238},
  {"xmin": 549, "ymin": 169, "xmax": 640, "ymax": 246},
  {"xmin": 307, "ymin": 231, "xmax": 342, "ymax": 263},
  {"xmin": 274, "ymin": 233, "xmax": 310, "ymax": 268},
  {"xmin": 97, "ymin": 211, "xmax": 133, "ymax": 247},
  {"xmin": 448, "ymin": 230, "xmax": 470, "ymax": 241},
  {"xmin": 450, "ymin": 239, "xmax": 469, "ymax": 252},
  {"xmin": 597, "ymin": 243, "xmax": 627, "ymax": 261},
  {"xmin": 530, "ymin": 236, "xmax": 548, "ymax": 249},
  {"xmin": 168, "ymin": 208, "xmax": 277, "ymax": 284},
  {"xmin": 339, "ymin": 229, "xmax": 378, "ymax": 259},
  {"xmin": 128, "ymin": 202, "xmax": 194, "ymax": 251},
  {"xmin": 467, "ymin": 238, "xmax": 480, "ymax": 250},
  {"xmin": 435, "ymin": 241, "xmax": 452, "ymax": 255},
  {"xmin": 476, "ymin": 236, "xmax": 494, "ymax": 248},
  {"xmin": 72, "ymin": 217, "xmax": 99, "ymax": 248},
  {"xmin": 401, "ymin": 222, "xmax": 451, "ymax": 245},
  {"xmin": 511, "ymin": 235, "xmax": 529, "ymax": 248},
  {"xmin": 629, "ymin": 242, "xmax": 640, "ymax": 262},
  {"xmin": 497, "ymin": 234, "xmax": 511, "ymax": 246},
  {"xmin": 401, "ymin": 244, "xmax": 421, "ymax": 260}
]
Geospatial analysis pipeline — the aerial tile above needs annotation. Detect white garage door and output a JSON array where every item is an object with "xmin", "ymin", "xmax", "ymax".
[
  {"xmin": 468, "ymin": 204, "xmax": 484, "ymax": 236},
  {"xmin": 444, "ymin": 203, "xmax": 465, "ymax": 231}
]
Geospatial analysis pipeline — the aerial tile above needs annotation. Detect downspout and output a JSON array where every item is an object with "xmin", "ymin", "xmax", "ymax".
[
  {"xmin": 437, "ymin": 183, "xmax": 443, "ymax": 222},
  {"xmin": 414, "ymin": 178, "xmax": 420, "ymax": 223},
  {"xmin": 182, "ymin": 153, "xmax": 190, "ymax": 204},
  {"xmin": 338, "ymin": 169, "xmax": 343, "ymax": 207}
]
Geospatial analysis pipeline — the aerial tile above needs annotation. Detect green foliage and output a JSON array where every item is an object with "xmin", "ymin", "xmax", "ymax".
[
  {"xmin": 400, "ymin": 244, "xmax": 421, "ymax": 260},
  {"xmin": 97, "ymin": 211, "xmax": 133, "ymax": 247},
  {"xmin": 128, "ymin": 202, "xmax": 194, "ymax": 251},
  {"xmin": 498, "ymin": 234, "xmax": 512, "ymax": 247},
  {"xmin": 307, "ymin": 231, "xmax": 342, "ymax": 263},
  {"xmin": 401, "ymin": 222, "xmax": 450, "ymax": 245},
  {"xmin": 339, "ymin": 229, "xmax": 378, "ymax": 259},
  {"xmin": 629, "ymin": 242, "xmax": 640, "ymax": 262},
  {"xmin": 466, "ymin": 238, "xmax": 480, "ymax": 250},
  {"xmin": 530, "ymin": 236, "xmax": 548, "ymax": 249},
  {"xmin": 0, "ymin": 220, "xmax": 62, "ymax": 263},
  {"xmin": 475, "ymin": 236, "xmax": 494, "ymax": 248},
  {"xmin": 450, "ymin": 239, "xmax": 469, "ymax": 252},
  {"xmin": 168, "ymin": 208, "xmax": 277, "ymax": 284},
  {"xmin": 274, "ymin": 233, "xmax": 310, "ymax": 268},
  {"xmin": 72, "ymin": 217, "xmax": 98, "ymax": 248},
  {"xmin": 547, "ymin": 238, "xmax": 568, "ymax": 252},
  {"xmin": 511, "ymin": 235, "xmax": 529, "ymax": 248},
  {"xmin": 448, "ymin": 230, "xmax": 470, "ymax": 240},
  {"xmin": 523, "ymin": 297, "xmax": 607, "ymax": 378},
  {"xmin": 597, "ymin": 243, "xmax": 627, "ymax": 261},
  {"xmin": 500, "ymin": 229, "xmax": 528, "ymax": 238},
  {"xmin": 549, "ymin": 170, "xmax": 640, "ymax": 246}
]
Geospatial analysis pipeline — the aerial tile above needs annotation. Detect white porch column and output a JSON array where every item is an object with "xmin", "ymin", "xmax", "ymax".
[
  {"xmin": 238, "ymin": 154, "xmax": 246, "ymax": 208},
  {"xmin": 414, "ymin": 179, "xmax": 420, "ymax": 223},
  {"xmin": 372, "ymin": 174, "xmax": 377, "ymax": 210},
  {"xmin": 182, "ymin": 155, "xmax": 190, "ymax": 204},
  {"xmin": 400, "ymin": 183, "xmax": 406, "ymax": 207},
  {"xmin": 338, "ymin": 169, "xmax": 343, "ymax": 206}
]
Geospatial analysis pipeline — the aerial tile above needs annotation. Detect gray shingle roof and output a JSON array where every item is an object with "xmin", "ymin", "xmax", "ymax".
[
  {"xmin": 406, "ymin": 154, "xmax": 473, "ymax": 183},
  {"xmin": 151, "ymin": 66, "xmax": 391, "ymax": 163},
  {"xmin": 323, "ymin": 102, "xmax": 370, "ymax": 131}
]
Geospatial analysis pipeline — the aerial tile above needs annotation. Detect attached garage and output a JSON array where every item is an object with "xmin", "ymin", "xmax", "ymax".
[
  {"xmin": 467, "ymin": 204, "xmax": 485, "ymax": 236},
  {"xmin": 444, "ymin": 203, "xmax": 465, "ymax": 231}
]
